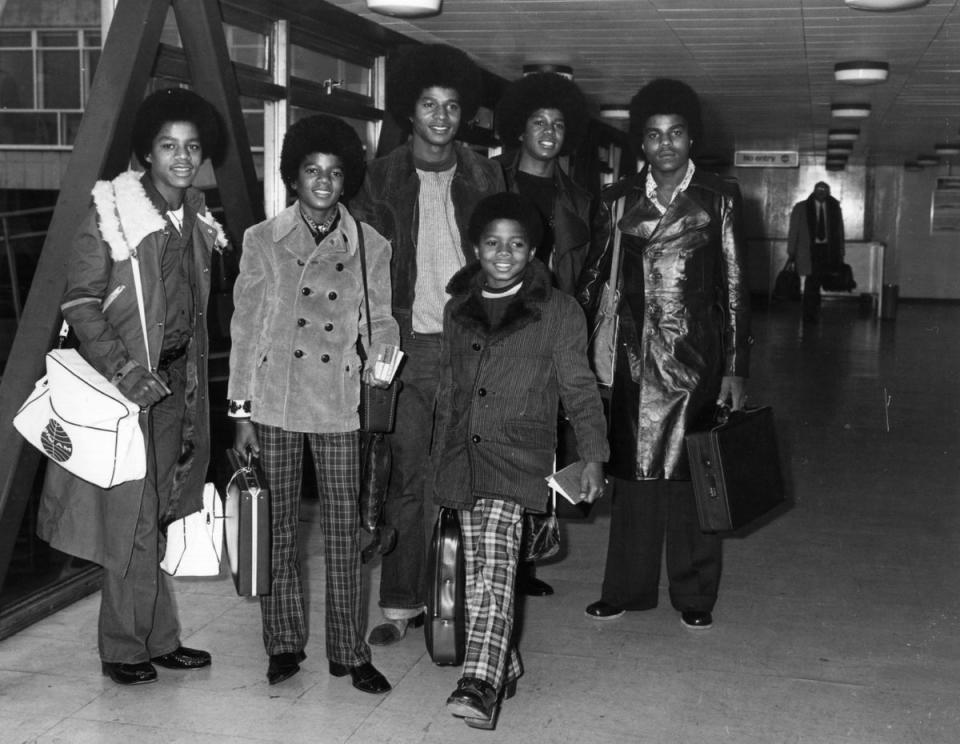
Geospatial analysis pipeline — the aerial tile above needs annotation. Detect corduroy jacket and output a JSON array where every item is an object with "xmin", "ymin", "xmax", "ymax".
[{"xmin": 430, "ymin": 259, "xmax": 608, "ymax": 513}]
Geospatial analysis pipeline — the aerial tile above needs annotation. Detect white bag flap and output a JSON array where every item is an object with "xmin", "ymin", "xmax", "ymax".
[{"xmin": 45, "ymin": 349, "xmax": 138, "ymax": 423}]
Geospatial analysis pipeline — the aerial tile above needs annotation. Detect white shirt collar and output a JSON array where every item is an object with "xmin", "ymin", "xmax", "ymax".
[{"xmin": 645, "ymin": 160, "xmax": 696, "ymax": 215}]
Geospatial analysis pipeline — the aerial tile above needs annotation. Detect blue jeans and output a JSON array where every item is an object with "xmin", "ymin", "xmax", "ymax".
[{"xmin": 378, "ymin": 330, "xmax": 441, "ymax": 617}]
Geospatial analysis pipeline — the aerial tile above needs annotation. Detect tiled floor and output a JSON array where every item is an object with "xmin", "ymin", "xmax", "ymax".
[{"xmin": 1, "ymin": 300, "xmax": 958, "ymax": 743}]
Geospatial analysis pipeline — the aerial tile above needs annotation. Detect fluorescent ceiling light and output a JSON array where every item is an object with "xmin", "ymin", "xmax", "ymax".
[
  {"xmin": 523, "ymin": 64, "xmax": 574, "ymax": 80},
  {"xmin": 834, "ymin": 61, "xmax": 889, "ymax": 84},
  {"xmin": 831, "ymin": 103, "xmax": 872, "ymax": 118},
  {"xmin": 366, "ymin": 0, "xmax": 441, "ymax": 17},
  {"xmin": 934, "ymin": 143, "xmax": 960, "ymax": 156},
  {"xmin": 827, "ymin": 143, "xmax": 854, "ymax": 154},
  {"xmin": 916, "ymin": 154, "xmax": 940, "ymax": 165},
  {"xmin": 845, "ymin": 0, "xmax": 929, "ymax": 10},
  {"xmin": 828, "ymin": 128, "xmax": 860, "ymax": 141},
  {"xmin": 599, "ymin": 105, "xmax": 629, "ymax": 121}
]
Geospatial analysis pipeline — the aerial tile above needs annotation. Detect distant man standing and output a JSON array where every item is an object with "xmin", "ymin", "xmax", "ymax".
[
  {"xmin": 350, "ymin": 43, "xmax": 505, "ymax": 646},
  {"xmin": 787, "ymin": 181, "xmax": 845, "ymax": 323}
]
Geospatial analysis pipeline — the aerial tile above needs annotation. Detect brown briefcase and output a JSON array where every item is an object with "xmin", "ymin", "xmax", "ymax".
[
  {"xmin": 424, "ymin": 507, "xmax": 465, "ymax": 666},
  {"xmin": 224, "ymin": 450, "xmax": 272, "ymax": 596},
  {"xmin": 685, "ymin": 407, "xmax": 785, "ymax": 533}
]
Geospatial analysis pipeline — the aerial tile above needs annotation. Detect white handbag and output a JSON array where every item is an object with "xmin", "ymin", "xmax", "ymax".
[
  {"xmin": 14, "ymin": 348, "xmax": 146, "ymax": 488},
  {"xmin": 14, "ymin": 254, "xmax": 151, "ymax": 489},
  {"xmin": 161, "ymin": 482, "xmax": 224, "ymax": 577}
]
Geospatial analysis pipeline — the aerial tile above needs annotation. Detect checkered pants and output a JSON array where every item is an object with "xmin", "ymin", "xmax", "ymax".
[
  {"xmin": 256, "ymin": 424, "xmax": 370, "ymax": 666},
  {"xmin": 459, "ymin": 498, "xmax": 524, "ymax": 689}
]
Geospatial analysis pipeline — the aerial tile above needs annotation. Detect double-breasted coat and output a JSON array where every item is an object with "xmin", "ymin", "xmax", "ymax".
[
  {"xmin": 577, "ymin": 166, "xmax": 751, "ymax": 481},
  {"xmin": 37, "ymin": 171, "xmax": 223, "ymax": 574},
  {"xmin": 227, "ymin": 202, "xmax": 398, "ymax": 432},
  {"xmin": 787, "ymin": 193, "xmax": 845, "ymax": 276},
  {"xmin": 430, "ymin": 260, "xmax": 609, "ymax": 513}
]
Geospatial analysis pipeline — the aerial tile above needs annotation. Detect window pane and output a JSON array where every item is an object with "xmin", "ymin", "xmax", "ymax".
[
  {"xmin": 241, "ymin": 96, "xmax": 264, "ymax": 148},
  {"xmin": 160, "ymin": 8, "xmax": 181, "ymax": 47},
  {"xmin": 224, "ymin": 24, "xmax": 267, "ymax": 70},
  {"xmin": 82, "ymin": 49, "xmax": 100, "ymax": 103},
  {"xmin": 0, "ymin": 112, "xmax": 57, "ymax": 145},
  {"xmin": 63, "ymin": 112, "xmax": 83, "ymax": 146},
  {"xmin": 291, "ymin": 46, "xmax": 371, "ymax": 98},
  {"xmin": 39, "ymin": 50, "xmax": 80, "ymax": 109},
  {"xmin": 38, "ymin": 32, "xmax": 77, "ymax": 48},
  {"xmin": 0, "ymin": 31, "xmax": 32, "ymax": 48},
  {"xmin": 83, "ymin": 31, "xmax": 101, "ymax": 48},
  {"xmin": 0, "ymin": 50, "xmax": 33, "ymax": 108}
]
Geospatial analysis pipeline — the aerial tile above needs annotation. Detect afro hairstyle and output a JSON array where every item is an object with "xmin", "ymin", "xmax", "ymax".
[
  {"xmin": 628, "ymin": 78, "xmax": 702, "ymax": 153},
  {"xmin": 132, "ymin": 87, "xmax": 224, "ymax": 168},
  {"xmin": 387, "ymin": 44, "xmax": 482, "ymax": 129},
  {"xmin": 495, "ymin": 72, "xmax": 589, "ymax": 154},
  {"xmin": 467, "ymin": 192, "xmax": 544, "ymax": 249},
  {"xmin": 279, "ymin": 114, "xmax": 366, "ymax": 201}
]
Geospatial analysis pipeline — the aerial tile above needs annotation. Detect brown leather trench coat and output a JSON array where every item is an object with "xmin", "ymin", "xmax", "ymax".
[{"xmin": 577, "ymin": 166, "xmax": 751, "ymax": 481}]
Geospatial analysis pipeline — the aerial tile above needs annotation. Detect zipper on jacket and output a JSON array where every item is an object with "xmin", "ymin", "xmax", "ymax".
[{"xmin": 101, "ymin": 284, "xmax": 125, "ymax": 312}]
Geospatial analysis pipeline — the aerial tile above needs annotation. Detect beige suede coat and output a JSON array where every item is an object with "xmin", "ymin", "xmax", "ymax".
[{"xmin": 228, "ymin": 202, "xmax": 398, "ymax": 433}]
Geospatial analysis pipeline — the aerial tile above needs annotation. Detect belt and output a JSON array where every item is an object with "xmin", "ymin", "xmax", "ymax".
[{"xmin": 158, "ymin": 343, "xmax": 189, "ymax": 368}]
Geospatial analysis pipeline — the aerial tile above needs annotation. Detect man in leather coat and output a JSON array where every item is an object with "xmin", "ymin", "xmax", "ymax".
[{"xmin": 576, "ymin": 78, "xmax": 752, "ymax": 630}]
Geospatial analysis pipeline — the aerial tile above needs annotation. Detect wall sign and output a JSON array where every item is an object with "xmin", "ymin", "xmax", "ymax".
[
  {"xmin": 931, "ymin": 177, "xmax": 960, "ymax": 233},
  {"xmin": 734, "ymin": 151, "xmax": 799, "ymax": 168}
]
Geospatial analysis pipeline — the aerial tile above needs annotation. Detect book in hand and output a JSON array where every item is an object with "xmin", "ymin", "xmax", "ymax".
[
  {"xmin": 545, "ymin": 460, "xmax": 586, "ymax": 504},
  {"xmin": 373, "ymin": 344, "xmax": 405, "ymax": 385}
]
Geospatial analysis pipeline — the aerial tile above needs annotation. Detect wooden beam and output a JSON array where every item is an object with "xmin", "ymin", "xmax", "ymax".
[
  {"xmin": 0, "ymin": 0, "xmax": 172, "ymax": 597},
  {"xmin": 173, "ymin": 0, "xmax": 264, "ymax": 244}
]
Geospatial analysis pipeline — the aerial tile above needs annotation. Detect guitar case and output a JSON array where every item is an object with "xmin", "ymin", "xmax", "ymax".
[{"xmin": 424, "ymin": 507, "xmax": 465, "ymax": 666}]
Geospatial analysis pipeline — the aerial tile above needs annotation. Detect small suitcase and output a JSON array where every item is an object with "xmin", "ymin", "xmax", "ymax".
[
  {"xmin": 424, "ymin": 507, "xmax": 465, "ymax": 666},
  {"xmin": 224, "ymin": 450, "xmax": 272, "ymax": 596},
  {"xmin": 685, "ymin": 407, "xmax": 786, "ymax": 533}
]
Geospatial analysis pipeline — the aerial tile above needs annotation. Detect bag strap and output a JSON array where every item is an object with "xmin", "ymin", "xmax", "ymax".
[
  {"xmin": 603, "ymin": 196, "xmax": 626, "ymax": 310},
  {"xmin": 129, "ymin": 253, "xmax": 151, "ymax": 366},
  {"xmin": 355, "ymin": 221, "xmax": 372, "ymax": 364}
]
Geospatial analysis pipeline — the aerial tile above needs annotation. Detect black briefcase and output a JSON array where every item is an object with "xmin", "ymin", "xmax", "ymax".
[
  {"xmin": 424, "ymin": 507, "xmax": 465, "ymax": 666},
  {"xmin": 224, "ymin": 450, "xmax": 272, "ymax": 596},
  {"xmin": 685, "ymin": 407, "xmax": 785, "ymax": 533}
]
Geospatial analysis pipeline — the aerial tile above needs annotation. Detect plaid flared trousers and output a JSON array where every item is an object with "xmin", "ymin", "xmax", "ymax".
[
  {"xmin": 256, "ymin": 425, "xmax": 370, "ymax": 666},
  {"xmin": 459, "ymin": 498, "xmax": 524, "ymax": 690}
]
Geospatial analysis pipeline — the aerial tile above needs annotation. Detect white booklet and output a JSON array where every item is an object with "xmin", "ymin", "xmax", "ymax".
[
  {"xmin": 373, "ymin": 344, "xmax": 405, "ymax": 384},
  {"xmin": 545, "ymin": 460, "xmax": 586, "ymax": 504}
]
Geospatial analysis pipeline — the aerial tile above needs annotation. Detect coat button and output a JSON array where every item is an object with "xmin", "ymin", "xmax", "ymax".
[
  {"xmin": 471, "ymin": 435, "xmax": 481, "ymax": 443},
  {"xmin": 301, "ymin": 287, "xmax": 311, "ymax": 295},
  {"xmin": 321, "ymin": 354, "xmax": 330, "ymax": 363},
  {"xmin": 297, "ymin": 318, "xmax": 306, "ymax": 327},
  {"xmin": 478, "ymin": 388, "xmax": 487, "ymax": 396},
  {"xmin": 472, "ymin": 342, "xmax": 481, "ymax": 351},
  {"xmin": 328, "ymin": 291, "xmax": 337, "ymax": 300},
  {"xmin": 294, "ymin": 349, "xmax": 304, "ymax": 358},
  {"xmin": 324, "ymin": 322, "xmax": 333, "ymax": 331},
  {"xmin": 336, "ymin": 263, "xmax": 344, "ymax": 271},
  {"xmin": 297, "ymin": 259, "xmax": 305, "ymax": 266}
]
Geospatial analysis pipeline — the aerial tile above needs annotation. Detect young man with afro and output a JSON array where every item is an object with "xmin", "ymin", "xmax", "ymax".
[{"xmin": 349, "ymin": 44, "xmax": 505, "ymax": 647}]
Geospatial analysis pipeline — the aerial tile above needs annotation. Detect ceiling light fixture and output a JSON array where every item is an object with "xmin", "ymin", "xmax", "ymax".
[
  {"xmin": 934, "ymin": 143, "xmax": 960, "ymax": 156},
  {"xmin": 826, "ymin": 162, "xmax": 846, "ymax": 171},
  {"xmin": 903, "ymin": 161, "xmax": 923, "ymax": 171},
  {"xmin": 916, "ymin": 154, "xmax": 940, "ymax": 166},
  {"xmin": 366, "ymin": 0, "xmax": 441, "ymax": 17},
  {"xmin": 831, "ymin": 103, "xmax": 872, "ymax": 118},
  {"xmin": 827, "ymin": 143, "xmax": 854, "ymax": 155},
  {"xmin": 523, "ymin": 63, "xmax": 574, "ymax": 80},
  {"xmin": 844, "ymin": 0, "xmax": 929, "ymax": 10},
  {"xmin": 834, "ymin": 61, "xmax": 889, "ymax": 84},
  {"xmin": 828, "ymin": 128, "xmax": 860, "ymax": 141},
  {"xmin": 599, "ymin": 105, "xmax": 629, "ymax": 121}
]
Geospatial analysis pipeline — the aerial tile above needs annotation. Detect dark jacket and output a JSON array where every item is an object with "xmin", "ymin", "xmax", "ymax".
[
  {"xmin": 348, "ymin": 141, "xmax": 505, "ymax": 331},
  {"xmin": 787, "ymin": 194, "xmax": 845, "ymax": 276},
  {"xmin": 37, "ymin": 171, "xmax": 222, "ymax": 574},
  {"xmin": 430, "ymin": 259, "xmax": 609, "ymax": 512},
  {"xmin": 577, "ymin": 166, "xmax": 751, "ymax": 481},
  {"xmin": 499, "ymin": 150, "xmax": 594, "ymax": 295}
]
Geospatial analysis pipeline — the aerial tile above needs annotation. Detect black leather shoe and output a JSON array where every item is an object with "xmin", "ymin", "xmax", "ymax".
[
  {"xmin": 367, "ymin": 613, "xmax": 425, "ymax": 646},
  {"xmin": 150, "ymin": 646, "xmax": 212, "ymax": 669},
  {"xmin": 447, "ymin": 677, "xmax": 498, "ymax": 722},
  {"xmin": 585, "ymin": 600, "xmax": 625, "ymax": 619},
  {"xmin": 267, "ymin": 650, "xmax": 306, "ymax": 685},
  {"xmin": 101, "ymin": 660, "xmax": 157, "ymax": 685},
  {"xmin": 521, "ymin": 575, "xmax": 554, "ymax": 597},
  {"xmin": 680, "ymin": 610, "xmax": 713, "ymax": 629},
  {"xmin": 329, "ymin": 661, "xmax": 391, "ymax": 694}
]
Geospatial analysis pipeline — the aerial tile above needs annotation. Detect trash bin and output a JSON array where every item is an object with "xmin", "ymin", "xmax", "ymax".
[{"xmin": 881, "ymin": 283, "xmax": 899, "ymax": 320}]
